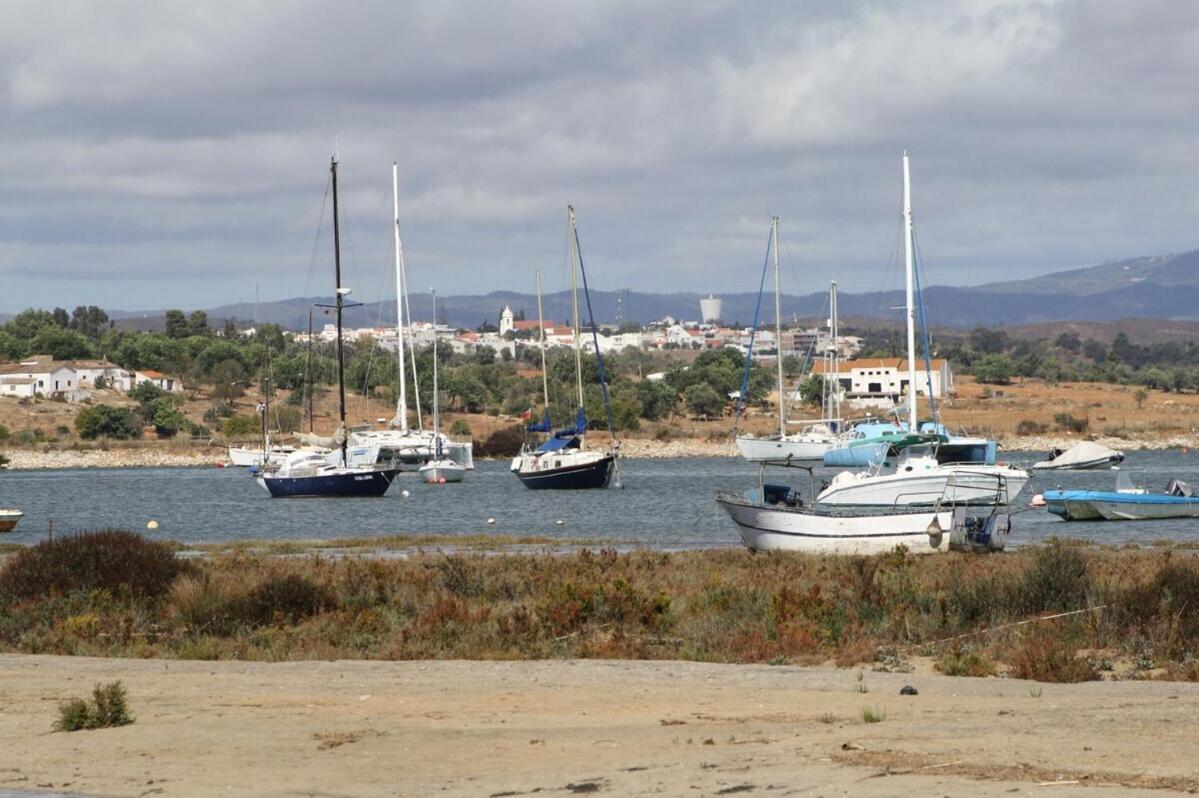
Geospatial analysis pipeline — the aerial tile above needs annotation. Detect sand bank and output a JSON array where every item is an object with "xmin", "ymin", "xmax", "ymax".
[{"xmin": 0, "ymin": 655, "xmax": 1195, "ymax": 797}]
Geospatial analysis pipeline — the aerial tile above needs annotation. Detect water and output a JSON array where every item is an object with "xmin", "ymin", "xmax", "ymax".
[{"xmin": 2, "ymin": 451, "xmax": 1199, "ymax": 549}]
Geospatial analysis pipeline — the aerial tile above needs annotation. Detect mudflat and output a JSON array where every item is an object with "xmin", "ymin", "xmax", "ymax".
[{"xmin": 0, "ymin": 654, "xmax": 1194, "ymax": 797}]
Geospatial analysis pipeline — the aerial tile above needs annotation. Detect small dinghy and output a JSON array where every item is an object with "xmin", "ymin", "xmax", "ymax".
[
  {"xmin": 0, "ymin": 509, "xmax": 23, "ymax": 533},
  {"xmin": 1043, "ymin": 472, "xmax": 1199, "ymax": 521},
  {"xmin": 1032, "ymin": 441, "xmax": 1124, "ymax": 471}
]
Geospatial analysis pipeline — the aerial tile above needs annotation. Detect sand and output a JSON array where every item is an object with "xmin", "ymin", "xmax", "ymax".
[{"xmin": 1, "ymin": 655, "xmax": 1196, "ymax": 797}]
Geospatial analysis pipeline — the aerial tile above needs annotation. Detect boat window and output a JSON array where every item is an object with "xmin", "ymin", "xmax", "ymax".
[{"xmin": 555, "ymin": 460, "xmax": 561, "ymax": 468}]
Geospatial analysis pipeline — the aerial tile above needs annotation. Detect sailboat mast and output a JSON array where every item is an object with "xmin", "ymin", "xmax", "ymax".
[
  {"xmin": 306, "ymin": 307, "xmax": 314, "ymax": 433},
  {"xmin": 902, "ymin": 152, "xmax": 918, "ymax": 433},
  {"xmin": 569, "ymin": 206, "xmax": 584, "ymax": 411},
  {"xmin": 392, "ymin": 163, "xmax": 409, "ymax": 433},
  {"xmin": 830, "ymin": 280, "xmax": 840, "ymax": 421},
  {"xmin": 331, "ymin": 156, "xmax": 348, "ymax": 465},
  {"xmin": 772, "ymin": 216, "xmax": 785, "ymax": 438},
  {"xmin": 430, "ymin": 289, "xmax": 439, "ymax": 456},
  {"xmin": 536, "ymin": 270, "xmax": 550, "ymax": 409}
]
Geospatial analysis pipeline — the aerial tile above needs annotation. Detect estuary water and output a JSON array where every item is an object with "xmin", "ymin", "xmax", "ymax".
[{"xmin": 2, "ymin": 451, "xmax": 1199, "ymax": 549}]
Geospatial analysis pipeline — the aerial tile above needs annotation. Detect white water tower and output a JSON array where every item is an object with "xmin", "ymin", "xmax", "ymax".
[{"xmin": 700, "ymin": 294, "xmax": 723, "ymax": 324}]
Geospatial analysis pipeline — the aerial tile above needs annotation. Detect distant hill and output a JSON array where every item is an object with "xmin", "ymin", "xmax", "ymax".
[{"xmin": 17, "ymin": 248, "xmax": 1199, "ymax": 332}]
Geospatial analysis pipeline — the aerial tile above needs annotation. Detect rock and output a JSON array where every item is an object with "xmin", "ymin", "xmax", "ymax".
[{"xmin": 900, "ymin": 685, "xmax": 918, "ymax": 696}]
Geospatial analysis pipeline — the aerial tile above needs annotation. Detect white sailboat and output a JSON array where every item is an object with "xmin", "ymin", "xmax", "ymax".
[
  {"xmin": 346, "ymin": 163, "xmax": 473, "ymax": 472},
  {"xmin": 420, "ymin": 290, "xmax": 465, "ymax": 484},
  {"xmin": 735, "ymin": 222, "xmax": 847, "ymax": 462},
  {"xmin": 814, "ymin": 153, "xmax": 1029, "ymax": 508}
]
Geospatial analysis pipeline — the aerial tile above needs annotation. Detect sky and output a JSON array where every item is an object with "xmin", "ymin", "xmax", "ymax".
[{"xmin": 2, "ymin": 0, "xmax": 1197, "ymax": 312}]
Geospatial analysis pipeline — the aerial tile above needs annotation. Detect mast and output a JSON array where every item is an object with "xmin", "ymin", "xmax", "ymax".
[
  {"xmin": 772, "ymin": 216, "xmax": 785, "ymax": 438},
  {"xmin": 306, "ymin": 307, "xmax": 314, "ymax": 432},
  {"xmin": 430, "ymin": 289, "xmax": 440, "ymax": 457},
  {"xmin": 331, "ymin": 156, "xmax": 349, "ymax": 465},
  {"xmin": 569, "ymin": 206, "xmax": 584, "ymax": 412},
  {"xmin": 535, "ymin": 270, "xmax": 550, "ymax": 410},
  {"xmin": 829, "ymin": 280, "xmax": 840, "ymax": 422},
  {"xmin": 392, "ymin": 163, "xmax": 409, "ymax": 433},
  {"xmin": 902, "ymin": 152, "xmax": 918, "ymax": 433}
]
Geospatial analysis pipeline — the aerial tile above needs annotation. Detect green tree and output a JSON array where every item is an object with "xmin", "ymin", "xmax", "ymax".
[
  {"xmin": 27, "ymin": 328, "xmax": 94, "ymax": 360},
  {"xmin": 70, "ymin": 306, "xmax": 110, "ymax": 339},
  {"xmin": 4, "ymin": 308, "xmax": 58, "ymax": 340},
  {"xmin": 164, "ymin": 310, "xmax": 189, "ymax": 339},
  {"xmin": 188, "ymin": 310, "xmax": 210, "ymax": 337},
  {"xmin": 968, "ymin": 326, "xmax": 1009, "ymax": 354},
  {"xmin": 972, "ymin": 353, "xmax": 1015, "ymax": 384},
  {"xmin": 75, "ymin": 405, "xmax": 143, "ymax": 440},
  {"xmin": 51, "ymin": 307, "xmax": 70, "ymax": 328},
  {"xmin": 684, "ymin": 383, "xmax": 725, "ymax": 418},
  {"xmin": 222, "ymin": 414, "xmax": 260, "ymax": 438},
  {"xmin": 1054, "ymin": 331, "xmax": 1081, "ymax": 354},
  {"xmin": 147, "ymin": 397, "xmax": 187, "ymax": 438}
]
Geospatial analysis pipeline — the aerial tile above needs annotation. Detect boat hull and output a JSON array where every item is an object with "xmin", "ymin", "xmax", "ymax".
[
  {"xmin": 257, "ymin": 468, "xmax": 398, "ymax": 498},
  {"xmin": 0, "ymin": 511, "xmax": 22, "ymax": 533},
  {"xmin": 716, "ymin": 491, "xmax": 950, "ymax": 555},
  {"xmin": 823, "ymin": 442, "xmax": 891, "ymax": 467},
  {"xmin": 818, "ymin": 466, "xmax": 1028, "ymax": 507},
  {"xmin": 735, "ymin": 435, "xmax": 834, "ymax": 462},
  {"xmin": 228, "ymin": 446, "xmax": 293, "ymax": 468},
  {"xmin": 514, "ymin": 454, "xmax": 614, "ymax": 490},
  {"xmin": 420, "ymin": 461, "xmax": 466, "ymax": 484},
  {"xmin": 1032, "ymin": 456, "xmax": 1123, "ymax": 471},
  {"xmin": 1044, "ymin": 490, "xmax": 1199, "ymax": 521}
]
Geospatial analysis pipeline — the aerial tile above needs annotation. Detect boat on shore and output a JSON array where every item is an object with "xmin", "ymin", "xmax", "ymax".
[
  {"xmin": 0, "ymin": 509, "xmax": 23, "ymax": 533},
  {"xmin": 1043, "ymin": 471, "xmax": 1199, "ymax": 521},
  {"xmin": 1033, "ymin": 441, "xmax": 1124, "ymax": 471},
  {"xmin": 716, "ymin": 461, "xmax": 1009, "ymax": 555}
]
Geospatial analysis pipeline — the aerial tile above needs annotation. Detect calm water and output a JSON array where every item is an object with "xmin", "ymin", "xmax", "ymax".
[{"xmin": 3, "ymin": 451, "xmax": 1199, "ymax": 549}]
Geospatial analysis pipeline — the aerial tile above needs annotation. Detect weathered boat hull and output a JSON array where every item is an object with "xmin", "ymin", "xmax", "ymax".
[
  {"xmin": 716, "ymin": 491, "xmax": 951, "ymax": 555},
  {"xmin": 735, "ymin": 435, "xmax": 835, "ymax": 462},
  {"xmin": 419, "ymin": 461, "xmax": 466, "ymax": 484},
  {"xmin": 1044, "ymin": 490, "xmax": 1199, "ymax": 521},
  {"xmin": 0, "ymin": 511, "xmax": 23, "ymax": 533},
  {"xmin": 818, "ymin": 467, "xmax": 1029, "ymax": 507}
]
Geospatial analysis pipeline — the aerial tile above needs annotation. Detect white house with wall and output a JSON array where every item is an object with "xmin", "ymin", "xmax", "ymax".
[
  {"xmin": 812, "ymin": 357, "xmax": 953, "ymax": 409},
  {"xmin": 134, "ymin": 370, "xmax": 184, "ymax": 393}
]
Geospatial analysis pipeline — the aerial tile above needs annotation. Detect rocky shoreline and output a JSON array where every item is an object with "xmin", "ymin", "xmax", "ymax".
[{"xmin": 1, "ymin": 433, "xmax": 1194, "ymax": 470}]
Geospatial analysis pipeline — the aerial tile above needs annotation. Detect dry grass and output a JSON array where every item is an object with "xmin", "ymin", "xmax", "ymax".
[{"xmin": 1, "ymin": 535, "xmax": 1198, "ymax": 681}]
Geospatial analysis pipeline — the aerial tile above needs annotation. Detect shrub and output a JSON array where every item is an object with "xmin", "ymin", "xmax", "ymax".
[
  {"xmin": 1053, "ymin": 412, "xmax": 1089, "ymax": 433},
  {"xmin": 243, "ymin": 573, "xmax": 334, "ymax": 625},
  {"xmin": 935, "ymin": 647, "xmax": 996, "ymax": 677},
  {"xmin": 1015, "ymin": 419, "xmax": 1048, "ymax": 435},
  {"xmin": 683, "ymin": 383, "xmax": 724, "ymax": 418},
  {"xmin": 1008, "ymin": 627, "xmax": 1099, "ymax": 683},
  {"xmin": 56, "ymin": 681, "xmax": 134, "ymax": 731},
  {"xmin": 1014, "ymin": 542, "xmax": 1091, "ymax": 615},
  {"xmin": 75, "ymin": 405, "xmax": 142, "ymax": 440},
  {"xmin": 222, "ymin": 414, "xmax": 260, "ymax": 439},
  {"xmin": 0, "ymin": 530, "xmax": 191, "ymax": 601},
  {"xmin": 973, "ymin": 354, "xmax": 1015, "ymax": 384},
  {"xmin": 479, "ymin": 426, "xmax": 524, "ymax": 458},
  {"xmin": 0, "ymin": 423, "xmax": 8, "ymax": 441},
  {"xmin": 449, "ymin": 419, "xmax": 472, "ymax": 438}
]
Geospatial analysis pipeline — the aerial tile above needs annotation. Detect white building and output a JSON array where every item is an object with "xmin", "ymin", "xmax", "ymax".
[
  {"xmin": 134, "ymin": 370, "xmax": 184, "ymax": 393},
  {"xmin": 812, "ymin": 357, "xmax": 954, "ymax": 408},
  {"xmin": 0, "ymin": 355, "xmax": 132, "ymax": 401}
]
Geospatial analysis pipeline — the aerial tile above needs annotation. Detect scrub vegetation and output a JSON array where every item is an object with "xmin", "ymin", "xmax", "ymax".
[{"xmin": 2, "ymin": 532, "xmax": 1198, "ymax": 683}]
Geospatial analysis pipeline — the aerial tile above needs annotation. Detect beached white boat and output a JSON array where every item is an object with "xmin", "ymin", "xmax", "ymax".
[
  {"xmin": 1032, "ymin": 441, "xmax": 1124, "ymax": 471},
  {"xmin": 716, "ymin": 463, "xmax": 1009, "ymax": 555},
  {"xmin": 0, "ymin": 509, "xmax": 23, "ymax": 533}
]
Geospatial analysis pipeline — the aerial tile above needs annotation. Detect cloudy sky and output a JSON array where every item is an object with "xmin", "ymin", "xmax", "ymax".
[{"xmin": 2, "ymin": 0, "xmax": 1197, "ymax": 312}]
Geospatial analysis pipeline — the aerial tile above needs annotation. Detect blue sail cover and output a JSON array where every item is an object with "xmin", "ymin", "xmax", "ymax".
[{"xmin": 527, "ymin": 409, "xmax": 552, "ymax": 433}]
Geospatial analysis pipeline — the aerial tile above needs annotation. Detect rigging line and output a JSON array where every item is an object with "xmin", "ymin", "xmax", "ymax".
[
  {"xmin": 572, "ymin": 224, "xmax": 618, "ymax": 445},
  {"xmin": 733, "ymin": 223, "xmax": 775, "ymax": 435},
  {"xmin": 300, "ymin": 176, "xmax": 332, "ymax": 312},
  {"xmin": 354, "ymin": 252, "xmax": 394, "ymax": 414},
  {"xmin": 910, "ymin": 228, "xmax": 939, "ymax": 424}
]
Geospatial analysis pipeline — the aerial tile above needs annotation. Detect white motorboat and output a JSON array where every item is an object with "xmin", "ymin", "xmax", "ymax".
[
  {"xmin": 1032, "ymin": 441, "xmax": 1124, "ymax": 471},
  {"xmin": 715, "ymin": 462, "xmax": 1009, "ymax": 555},
  {"xmin": 817, "ymin": 446, "xmax": 1029, "ymax": 507}
]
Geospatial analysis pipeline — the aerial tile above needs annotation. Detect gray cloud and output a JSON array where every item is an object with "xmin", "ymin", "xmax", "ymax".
[{"xmin": 1, "ymin": 0, "xmax": 1197, "ymax": 312}]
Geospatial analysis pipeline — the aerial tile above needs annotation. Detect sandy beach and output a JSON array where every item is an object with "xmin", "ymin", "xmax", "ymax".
[{"xmin": 1, "ymin": 654, "xmax": 1195, "ymax": 797}]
